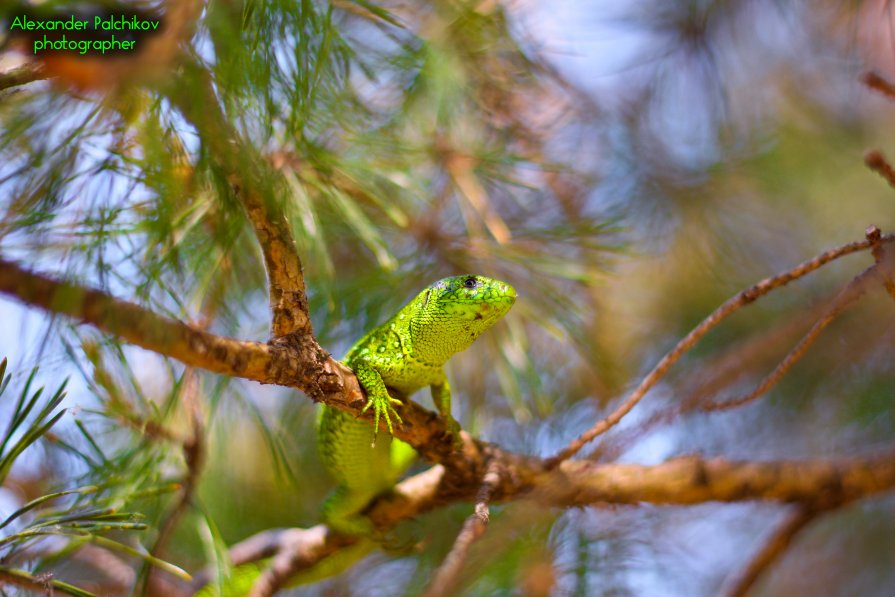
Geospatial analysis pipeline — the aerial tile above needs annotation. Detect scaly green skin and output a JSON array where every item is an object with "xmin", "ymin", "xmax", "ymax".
[
  {"xmin": 200, "ymin": 275, "xmax": 515, "ymax": 594},
  {"xmin": 319, "ymin": 274, "xmax": 516, "ymax": 537}
]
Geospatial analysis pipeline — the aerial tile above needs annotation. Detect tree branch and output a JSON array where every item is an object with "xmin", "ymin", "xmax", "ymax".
[
  {"xmin": 722, "ymin": 507, "xmax": 822, "ymax": 597},
  {"xmin": 703, "ymin": 262, "xmax": 879, "ymax": 410},
  {"xmin": 862, "ymin": 71, "xmax": 895, "ymax": 101},
  {"xmin": 0, "ymin": 64, "xmax": 48, "ymax": 92},
  {"xmin": 864, "ymin": 149, "xmax": 895, "ymax": 189},
  {"xmin": 163, "ymin": 62, "xmax": 311, "ymax": 339},
  {"xmin": 193, "ymin": 449, "xmax": 895, "ymax": 594},
  {"xmin": 0, "ymin": 257, "xmax": 467, "ymax": 466},
  {"xmin": 0, "ymin": 257, "xmax": 277, "ymax": 380},
  {"xmin": 423, "ymin": 461, "xmax": 500, "ymax": 597},
  {"xmin": 546, "ymin": 233, "xmax": 895, "ymax": 466},
  {"xmin": 540, "ymin": 452, "xmax": 895, "ymax": 508}
]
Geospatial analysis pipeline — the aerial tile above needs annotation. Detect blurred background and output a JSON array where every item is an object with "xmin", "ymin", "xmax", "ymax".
[{"xmin": 0, "ymin": 0, "xmax": 894, "ymax": 595}]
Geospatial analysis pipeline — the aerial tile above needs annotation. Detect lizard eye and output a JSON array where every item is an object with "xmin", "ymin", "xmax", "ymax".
[{"xmin": 463, "ymin": 276, "xmax": 477, "ymax": 289}]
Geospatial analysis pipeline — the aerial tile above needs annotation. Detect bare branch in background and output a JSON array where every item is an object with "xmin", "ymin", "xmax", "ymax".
[
  {"xmin": 862, "ymin": 71, "xmax": 895, "ymax": 101},
  {"xmin": 703, "ymin": 262, "xmax": 879, "ymax": 411},
  {"xmin": 864, "ymin": 150, "xmax": 895, "ymax": 189},
  {"xmin": 546, "ymin": 233, "xmax": 895, "ymax": 466},
  {"xmin": 146, "ymin": 368, "xmax": 206, "ymax": 595},
  {"xmin": 423, "ymin": 461, "xmax": 502, "ymax": 597},
  {"xmin": 722, "ymin": 507, "xmax": 823, "ymax": 597}
]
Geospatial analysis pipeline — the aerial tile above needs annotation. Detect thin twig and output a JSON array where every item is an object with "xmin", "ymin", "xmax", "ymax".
[
  {"xmin": 145, "ymin": 369, "xmax": 205, "ymax": 594},
  {"xmin": 591, "ymin": 306, "xmax": 823, "ymax": 462},
  {"xmin": 722, "ymin": 507, "xmax": 821, "ymax": 597},
  {"xmin": 0, "ymin": 64, "xmax": 48, "ymax": 92},
  {"xmin": 545, "ymin": 235, "xmax": 892, "ymax": 467},
  {"xmin": 0, "ymin": 565, "xmax": 94, "ymax": 597},
  {"xmin": 703, "ymin": 263, "xmax": 879, "ymax": 411},
  {"xmin": 866, "ymin": 225, "xmax": 895, "ymax": 300},
  {"xmin": 862, "ymin": 71, "xmax": 895, "ymax": 101},
  {"xmin": 423, "ymin": 461, "xmax": 502, "ymax": 597},
  {"xmin": 864, "ymin": 150, "xmax": 895, "ymax": 189}
]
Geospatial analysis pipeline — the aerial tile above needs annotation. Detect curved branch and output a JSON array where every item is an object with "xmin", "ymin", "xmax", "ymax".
[
  {"xmin": 194, "ymin": 448, "xmax": 895, "ymax": 594},
  {"xmin": 0, "ymin": 258, "xmax": 465, "ymax": 465},
  {"xmin": 704, "ymin": 263, "xmax": 879, "ymax": 410},
  {"xmin": 546, "ymin": 234, "xmax": 895, "ymax": 466},
  {"xmin": 423, "ymin": 461, "xmax": 500, "ymax": 597},
  {"xmin": 164, "ymin": 62, "xmax": 310, "ymax": 339},
  {"xmin": 722, "ymin": 507, "xmax": 821, "ymax": 597}
]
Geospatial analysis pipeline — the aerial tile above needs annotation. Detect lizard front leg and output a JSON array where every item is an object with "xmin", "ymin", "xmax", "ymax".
[
  {"xmin": 354, "ymin": 360, "xmax": 404, "ymax": 445},
  {"xmin": 431, "ymin": 379, "xmax": 461, "ymax": 444}
]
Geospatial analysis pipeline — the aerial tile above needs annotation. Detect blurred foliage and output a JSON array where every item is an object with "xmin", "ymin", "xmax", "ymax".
[
  {"xmin": 0, "ymin": 0, "xmax": 894, "ymax": 595},
  {"xmin": 0, "ymin": 357, "xmax": 187, "ymax": 594}
]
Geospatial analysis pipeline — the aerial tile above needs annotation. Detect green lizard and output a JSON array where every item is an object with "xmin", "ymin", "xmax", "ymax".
[
  {"xmin": 320, "ymin": 274, "xmax": 516, "ymax": 537},
  {"xmin": 201, "ymin": 274, "xmax": 515, "ymax": 593}
]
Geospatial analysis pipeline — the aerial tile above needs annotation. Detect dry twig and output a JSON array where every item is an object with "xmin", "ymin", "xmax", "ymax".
[
  {"xmin": 146, "ymin": 369, "xmax": 206, "ymax": 594},
  {"xmin": 423, "ymin": 461, "xmax": 502, "ymax": 597},
  {"xmin": 703, "ymin": 263, "xmax": 878, "ymax": 410},
  {"xmin": 862, "ymin": 71, "xmax": 895, "ymax": 101},
  {"xmin": 864, "ymin": 150, "xmax": 895, "ymax": 190},
  {"xmin": 722, "ymin": 507, "xmax": 821, "ymax": 597},
  {"xmin": 546, "ymin": 234, "xmax": 894, "ymax": 466}
]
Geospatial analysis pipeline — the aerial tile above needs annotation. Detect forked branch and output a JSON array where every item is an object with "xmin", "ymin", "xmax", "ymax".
[
  {"xmin": 164, "ymin": 62, "xmax": 311, "ymax": 339},
  {"xmin": 546, "ymin": 233, "xmax": 895, "ymax": 466},
  {"xmin": 704, "ymin": 262, "xmax": 879, "ymax": 410}
]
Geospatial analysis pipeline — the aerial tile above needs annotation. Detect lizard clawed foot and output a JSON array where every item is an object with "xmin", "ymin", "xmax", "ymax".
[{"xmin": 361, "ymin": 394, "xmax": 404, "ymax": 446}]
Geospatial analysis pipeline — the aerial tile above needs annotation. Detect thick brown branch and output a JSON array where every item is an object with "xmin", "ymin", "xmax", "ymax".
[
  {"xmin": 0, "ymin": 257, "xmax": 464, "ymax": 465},
  {"xmin": 198, "ymin": 449, "xmax": 895, "ymax": 594},
  {"xmin": 0, "ymin": 257, "xmax": 276, "ymax": 380},
  {"xmin": 541, "ymin": 452, "xmax": 895, "ymax": 508},
  {"xmin": 722, "ymin": 507, "xmax": 821, "ymax": 597},
  {"xmin": 0, "ymin": 64, "xmax": 48, "ymax": 92},
  {"xmin": 164, "ymin": 63, "xmax": 310, "ymax": 339},
  {"xmin": 546, "ymin": 234, "xmax": 894, "ymax": 466}
]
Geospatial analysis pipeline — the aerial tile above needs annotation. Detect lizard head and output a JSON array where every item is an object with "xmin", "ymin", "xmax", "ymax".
[{"xmin": 409, "ymin": 274, "xmax": 516, "ymax": 361}]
